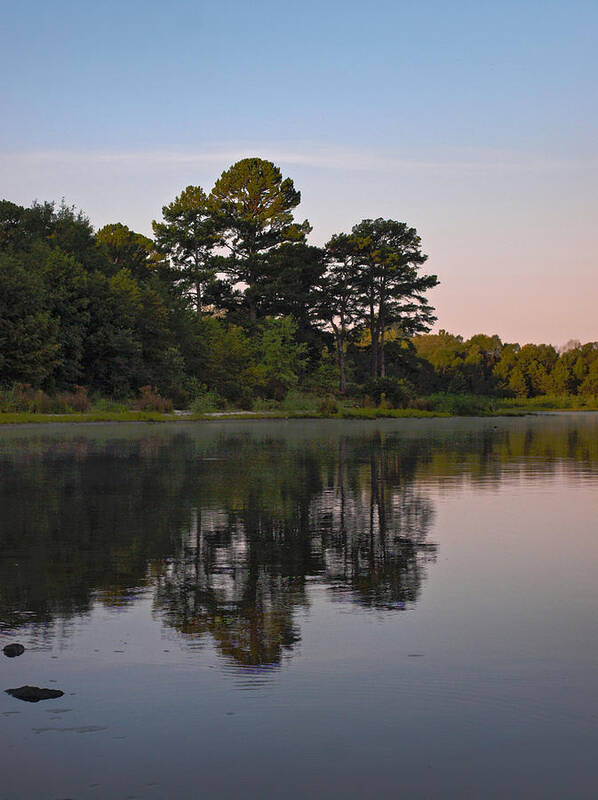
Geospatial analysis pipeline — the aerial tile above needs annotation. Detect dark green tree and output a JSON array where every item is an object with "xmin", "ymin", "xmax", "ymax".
[
  {"xmin": 347, "ymin": 219, "xmax": 438, "ymax": 378},
  {"xmin": 0, "ymin": 253, "xmax": 59, "ymax": 385},
  {"xmin": 256, "ymin": 242, "xmax": 326, "ymax": 331},
  {"xmin": 210, "ymin": 158, "xmax": 311, "ymax": 322},
  {"xmin": 96, "ymin": 223, "xmax": 157, "ymax": 280},
  {"xmin": 152, "ymin": 186, "xmax": 218, "ymax": 314},
  {"xmin": 38, "ymin": 247, "xmax": 90, "ymax": 388},
  {"xmin": 316, "ymin": 234, "xmax": 360, "ymax": 394}
]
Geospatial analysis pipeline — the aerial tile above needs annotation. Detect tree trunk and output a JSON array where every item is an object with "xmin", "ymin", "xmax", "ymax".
[
  {"xmin": 333, "ymin": 323, "xmax": 346, "ymax": 395},
  {"xmin": 379, "ymin": 304, "xmax": 386, "ymax": 378},
  {"xmin": 338, "ymin": 339, "xmax": 346, "ymax": 394},
  {"xmin": 370, "ymin": 301, "xmax": 378, "ymax": 379}
]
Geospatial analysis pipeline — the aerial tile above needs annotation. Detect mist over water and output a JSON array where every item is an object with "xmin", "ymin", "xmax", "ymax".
[{"xmin": 1, "ymin": 416, "xmax": 598, "ymax": 798}]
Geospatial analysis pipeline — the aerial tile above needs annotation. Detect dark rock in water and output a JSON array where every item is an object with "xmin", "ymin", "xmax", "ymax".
[
  {"xmin": 3, "ymin": 643, "xmax": 25, "ymax": 658},
  {"xmin": 5, "ymin": 686, "xmax": 64, "ymax": 703}
]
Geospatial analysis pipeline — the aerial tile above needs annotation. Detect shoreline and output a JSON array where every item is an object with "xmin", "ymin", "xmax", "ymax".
[{"xmin": 1, "ymin": 407, "xmax": 597, "ymax": 426}]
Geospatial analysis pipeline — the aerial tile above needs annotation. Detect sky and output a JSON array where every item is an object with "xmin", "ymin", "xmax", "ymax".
[{"xmin": 1, "ymin": 0, "xmax": 597, "ymax": 345}]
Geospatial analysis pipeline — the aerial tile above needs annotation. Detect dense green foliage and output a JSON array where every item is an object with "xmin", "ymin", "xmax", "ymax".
[
  {"xmin": 0, "ymin": 160, "xmax": 595, "ymax": 411},
  {"xmin": 412, "ymin": 331, "xmax": 598, "ymax": 399}
]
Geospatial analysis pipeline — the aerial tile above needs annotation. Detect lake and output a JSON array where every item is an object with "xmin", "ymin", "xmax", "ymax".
[{"xmin": 1, "ymin": 415, "xmax": 598, "ymax": 799}]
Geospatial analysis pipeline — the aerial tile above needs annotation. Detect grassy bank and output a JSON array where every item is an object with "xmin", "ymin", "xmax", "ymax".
[
  {"xmin": 3, "ymin": 395, "xmax": 598, "ymax": 425},
  {"xmin": 0, "ymin": 408, "xmax": 451, "ymax": 424},
  {"xmin": 0, "ymin": 411, "xmax": 179, "ymax": 425}
]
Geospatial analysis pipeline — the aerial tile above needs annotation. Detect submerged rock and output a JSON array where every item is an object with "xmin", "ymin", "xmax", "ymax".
[
  {"xmin": 3, "ymin": 643, "xmax": 25, "ymax": 658},
  {"xmin": 5, "ymin": 686, "xmax": 64, "ymax": 703}
]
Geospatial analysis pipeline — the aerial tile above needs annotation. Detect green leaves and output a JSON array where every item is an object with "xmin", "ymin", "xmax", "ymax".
[
  {"xmin": 0, "ymin": 254, "xmax": 60, "ymax": 385},
  {"xmin": 322, "ymin": 218, "xmax": 438, "ymax": 381},
  {"xmin": 210, "ymin": 158, "xmax": 311, "ymax": 321},
  {"xmin": 97, "ymin": 223, "xmax": 156, "ymax": 279},
  {"xmin": 152, "ymin": 185, "xmax": 218, "ymax": 314}
]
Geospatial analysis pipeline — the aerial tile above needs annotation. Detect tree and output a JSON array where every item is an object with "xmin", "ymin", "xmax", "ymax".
[
  {"xmin": 201, "ymin": 320, "xmax": 255, "ymax": 402},
  {"xmin": 81, "ymin": 271, "xmax": 142, "ymax": 396},
  {"xmin": 210, "ymin": 158, "xmax": 311, "ymax": 322},
  {"xmin": 0, "ymin": 199, "xmax": 107, "ymax": 272},
  {"xmin": 550, "ymin": 354, "xmax": 577, "ymax": 395},
  {"xmin": 0, "ymin": 253, "xmax": 59, "ymax": 385},
  {"xmin": 579, "ymin": 359, "xmax": 598, "ymax": 395},
  {"xmin": 96, "ymin": 223, "xmax": 156, "ymax": 280},
  {"xmin": 152, "ymin": 186, "xmax": 218, "ymax": 314},
  {"xmin": 256, "ymin": 242, "xmax": 326, "ymax": 332},
  {"xmin": 316, "ymin": 234, "xmax": 360, "ymax": 394},
  {"xmin": 344, "ymin": 219, "xmax": 438, "ymax": 378},
  {"xmin": 0, "ymin": 200, "xmax": 28, "ymax": 251},
  {"xmin": 252, "ymin": 317, "xmax": 308, "ymax": 400},
  {"xmin": 463, "ymin": 334, "xmax": 504, "ymax": 394},
  {"xmin": 39, "ymin": 247, "xmax": 90, "ymax": 388}
]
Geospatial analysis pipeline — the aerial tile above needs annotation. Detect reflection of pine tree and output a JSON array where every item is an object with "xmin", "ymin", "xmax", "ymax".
[
  {"xmin": 154, "ymin": 434, "xmax": 437, "ymax": 664},
  {"xmin": 154, "ymin": 510, "xmax": 304, "ymax": 668},
  {"xmin": 8, "ymin": 418, "xmax": 596, "ymax": 664},
  {"xmin": 315, "ymin": 437, "xmax": 437, "ymax": 610}
]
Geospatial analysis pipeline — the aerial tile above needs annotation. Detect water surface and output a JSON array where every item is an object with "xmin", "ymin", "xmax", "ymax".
[{"xmin": 1, "ymin": 415, "xmax": 598, "ymax": 798}]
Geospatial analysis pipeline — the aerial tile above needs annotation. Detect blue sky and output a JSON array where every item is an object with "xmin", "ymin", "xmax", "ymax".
[{"xmin": 2, "ymin": 0, "xmax": 597, "ymax": 343}]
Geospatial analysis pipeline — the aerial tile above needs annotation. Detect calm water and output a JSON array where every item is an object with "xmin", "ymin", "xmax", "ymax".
[{"xmin": 1, "ymin": 415, "xmax": 598, "ymax": 799}]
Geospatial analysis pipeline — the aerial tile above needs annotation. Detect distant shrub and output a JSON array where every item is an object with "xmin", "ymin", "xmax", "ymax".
[
  {"xmin": 217, "ymin": 380, "xmax": 253, "ymax": 408},
  {"xmin": 281, "ymin": 391, "xmax": 321, "ymax": 412},
  {"xmin": 378, "ymin": 392, "xmax": 391, "ymax": 410},
  {"xmin": 91, "ymin": 397, "xmax": 130, "ymax": 412},
  {"xmin": 53, "ymin": 385, "xmax": 90, "ymax": 412},
  {"xmin": 0, "ymin": 383, "xmax": 52, "ymax": 413},
  {"xmin": 414, "ymin": 393, "xmax": 496, "ymax": 415},
  {"xmin": 302, "ymin": 348, "xmax": 340, "ymax": 395},
  {"xmin": 363, "ymin": 377, "xmax": 414, "ymax": 408},
  {"xmin": 191, "ymin": 389, "xmax": 224, "ymax": 414},
  {"xmin": 47, "ymin": 394, "xmax": 72, "ymax": 413},
  {"xmin": 0, "ymin": 384, "xmax": 90, "ymax": 414},
  {"xmin": 318, "ymin": 396, "xmax": 339, "ymax": 415},
  {"xmin": 135, "ymin": 386, "xmax": 173, "ymax": 413},
  {"xmin": 250, "ymin": 397, "xmax": 279, "ymax": 411}
]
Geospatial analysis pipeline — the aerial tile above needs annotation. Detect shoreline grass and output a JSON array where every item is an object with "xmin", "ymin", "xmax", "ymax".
[
  {"xmin": 0, "ymin": 411, "xmax": 179, "ymax": 425},
  {"xmin": 3, "ymin": 402, "xmax": 598, "ymax": 425},
  {"xmin": 2, "ymin": 392, "xmax": 598, "ymax": 426}
]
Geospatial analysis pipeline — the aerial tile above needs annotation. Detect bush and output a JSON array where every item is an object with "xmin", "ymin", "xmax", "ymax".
[
  {"xmin": 191, "ymin": 389, "xmax": 224, "ymax": 414},
  {"xmin": 318, "ymin": 396, "xmax": 339, "ymax": 415},
  {"xmin": 0, "ymin": 383, "xmax": 52, "ymax": 413},
  {"xmin": 363, "ymin": 377, "xmax": 414, "ymax": 408},
  {"xmin": 414, "ymin": 393, "xmax": 496, "ymax": 415},
  {"xmin": 60, "ymin": 385, "xmax": 90, "ymax": 412},
  {"xmin": 91, "ymin": 396, "xmax": 130, "ymax": 412},
  {"xmin": 251, "ymin": 397, "xmax": 280, "ymax": 411},
  {"xmin": 281, "ymin": 391, "xmax": 321, "ymax": 412},
  {"xmin": 0, "ymin": 384, "xmax": 91, "ymax": 414},
  {"xmin": 219, "ymin": 380, "xmax": 252, "ymax": 407},
  {"xmin": 135, "ymin": 386, "xmax": 173, "ymax": 413}
]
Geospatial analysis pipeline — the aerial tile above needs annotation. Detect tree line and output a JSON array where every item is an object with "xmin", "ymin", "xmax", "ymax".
[
  {"xmin": 0, "ymin": 156, "xmax": 596, "ymax": 408},
  {"xmin": 413, "ymin": 331, "xmax": 598, "ymax": 399}
]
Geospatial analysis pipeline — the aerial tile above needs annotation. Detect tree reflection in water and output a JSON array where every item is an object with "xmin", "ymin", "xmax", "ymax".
[
  {"xmin": 153, "ymin": 435, "xmax": 437, "ymax": 667},
  {"xmin": 0, "ymin": 428, "xmax": 438, "ymax": 668},
  {"xmin": 4, "ymin": 417, "xmax": 595, "ymax": 669}
]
